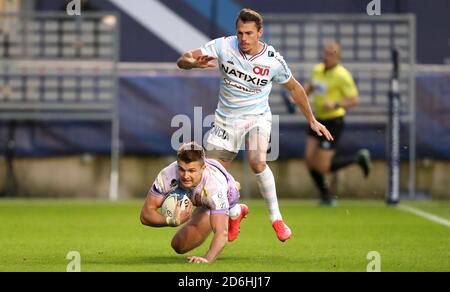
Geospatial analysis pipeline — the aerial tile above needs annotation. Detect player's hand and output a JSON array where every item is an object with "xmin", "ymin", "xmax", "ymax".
[
  {"xmin": 194, "ymin": 55, "xmax": 217, "ymax": 68},
  {"xmin": 180, "ymin": 200, "xmax": 193, "ymax": 224},
  {"xmin": 166, "ymin": 199, "xmax": 182, "ymax": 227},
  {"xmin": 187, "ymin": 256, "xmax": 209, "ymax": 263},
  {"xmin": 310, "ymin": 119, "xmax": 334, "ymax": 141}
]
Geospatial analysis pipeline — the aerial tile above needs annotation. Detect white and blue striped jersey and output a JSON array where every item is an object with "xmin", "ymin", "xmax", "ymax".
[{"xmin": 200, "ymin": 36, "xmax": 292, "ymax": 118}]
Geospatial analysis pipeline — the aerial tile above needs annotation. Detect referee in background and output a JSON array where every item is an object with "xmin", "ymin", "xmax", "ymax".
[{"xmin": 304, "ymin": 42, "xmax": 371, "ymax": 206}]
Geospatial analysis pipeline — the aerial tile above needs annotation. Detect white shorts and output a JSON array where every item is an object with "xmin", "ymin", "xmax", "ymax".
[{"xmin": 205, "ymin": 112, "xmax": 272, "ymax": 154}]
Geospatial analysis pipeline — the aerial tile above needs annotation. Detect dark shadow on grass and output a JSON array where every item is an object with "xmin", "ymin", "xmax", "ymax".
[
  {"xmin": 83, "ymin": 255, "xmax": 187, "ymax": 266},
  {"xmin": 217, "ymin": 255, "xmax": 336, "ymax": 270},
  {"xmin": 82, "ymin": 254, "xmax": 335, "ymax": 271}
]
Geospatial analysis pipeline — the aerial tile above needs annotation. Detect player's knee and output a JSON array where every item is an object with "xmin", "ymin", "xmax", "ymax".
[
  {"xmin": 249, "ymin": 160, "xmax": 266, "ymax": 174},
  {"xmin": 205, "ymin": 149, "xmax": 236, "ymax": 167},
  {"xmin": 171, "ymin": 237, "xmax": 187, "ymax": 254},
  {"xmin": 304, "ymin": 155, "xmax": 314, "ymax": 168},
  {"xmin": 218, "ymin": 159, "xmax": 231, "ymax": 169},
  {"xmin": 314, "ymin": 163, "xmax": 329, "ymax": 174}
]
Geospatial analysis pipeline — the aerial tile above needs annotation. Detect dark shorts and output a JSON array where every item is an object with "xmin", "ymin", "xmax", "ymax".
[{"xmin": 307, "ymin": 117, "xmax": 344, "ymax": 150}]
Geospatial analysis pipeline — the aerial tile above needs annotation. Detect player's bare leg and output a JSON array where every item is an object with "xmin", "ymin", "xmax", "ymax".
[
  {"xmin": 206, "ymin": 147, "xmax": 248, "ymax": 242},
  {"xmin": 247, "ymin": 129, "xmax": 292, "ymax": 242},
  {"xmin": 304, "ymin": 137, "xmax": 320, "ymax": 170},
  {"xmin": 215, "ymin": 158, "xmax": 231, "ymax": 169},
  {"xmin": 205, "ymin": 147, "xmax": 236, "ymax": 170},
  {"xmin": 312, "ymin": 148, "xmax": 335, "ymax": 175},
  {"xmin": 171, "ymin": 207, "xmax": 212, "ymax": 254}
]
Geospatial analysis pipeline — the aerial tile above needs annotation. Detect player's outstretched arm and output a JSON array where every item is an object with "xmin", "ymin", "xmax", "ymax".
[
  {"xmin": 140, "ymin": 194, "xmax": 170, "ymax": 227},
  {"xmin": 283, "ymin": 76, "xmax": 334, "ymax": 142},
  {"xmin": 187, "ymin": 213, "xmax": 228, "ymax": 263},
  {"xmin": 177, "ymin": 49, "xmax": 216, "ymax": 70},
  {"xmin": 304, "ymin": 82, "xmax": 314, "ymax": 96}
]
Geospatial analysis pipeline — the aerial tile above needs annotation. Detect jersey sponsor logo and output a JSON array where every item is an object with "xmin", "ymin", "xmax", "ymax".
[
  {"xmin": 221, "ymin": 64, "xmax": 269, "ymax": 87},
  {"xmin": 166, "ymin": 179, "xmax": 179, "ymax": 193},
  {"xmin": 253, "ymin": 66, "xmax": 270, "ymax": 76},
  {"xmin": 211, "ymin": 123, "xmax": 230, "ymax": 141},
  {"xmin": 170, "ymin": 179, "xmax": 178, "ymax": 188},
  {"xmin": 224, "ymin": 78, "xmax": 262, "ymax": 94},
  {"xmin": 268, "ymin": 51, "xmax": 275, "ymax": 57},
  {"xmin": 154, "ymin": 173, "xmax": 165, "ymax": 193},
  {"xmin": 212, "ymin": 191, "xmax": 228, "ymax": 210}
]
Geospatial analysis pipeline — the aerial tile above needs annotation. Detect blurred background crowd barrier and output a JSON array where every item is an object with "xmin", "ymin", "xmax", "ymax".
[{"xmin": 0, "ymin": 0, "xmax": 449, "ymax": 200}]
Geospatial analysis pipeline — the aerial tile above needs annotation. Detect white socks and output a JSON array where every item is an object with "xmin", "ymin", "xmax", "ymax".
[
  {"xmin": 229, "ymin": 204, "xmax": 241, "ymax": 220},
  {"xmin": 255, "ymin": 165, "xmax": 282, "ymax": 223}
]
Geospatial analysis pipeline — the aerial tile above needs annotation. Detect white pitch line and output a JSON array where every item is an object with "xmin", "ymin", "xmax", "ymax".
[{"xmin": 398, "ymin": 204, "xmax": 450, "ymax": 228}]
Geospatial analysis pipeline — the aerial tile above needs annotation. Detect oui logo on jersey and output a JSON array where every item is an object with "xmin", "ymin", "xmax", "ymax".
[{"xmin": 252, "ymin": 65, "xmax": 270, "ymax": 77}]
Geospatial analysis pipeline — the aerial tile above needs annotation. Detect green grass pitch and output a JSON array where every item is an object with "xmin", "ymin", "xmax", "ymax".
[{"xmin": 0, "ymin": 199, "xmax": 449, "ymax": 271}]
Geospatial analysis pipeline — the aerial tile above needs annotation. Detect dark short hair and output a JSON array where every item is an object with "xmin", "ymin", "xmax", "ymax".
[
  {"xmin": 177, "ymin": 142, "xmax": 205, "ymax": 164},
  {"xmin": 236, "ymin": 8, "xmax": 263, "ymax": 31}
]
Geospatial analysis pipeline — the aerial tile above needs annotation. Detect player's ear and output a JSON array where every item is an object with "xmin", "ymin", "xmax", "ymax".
[{"xmin": 258, "ymin": 27, "xmax": 263, "ymax": 38}]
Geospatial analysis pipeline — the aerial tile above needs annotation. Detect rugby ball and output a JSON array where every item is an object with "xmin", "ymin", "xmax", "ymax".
[{"xmin": 161, "ymin": 190, "xmax": 192, "ymax": 219}]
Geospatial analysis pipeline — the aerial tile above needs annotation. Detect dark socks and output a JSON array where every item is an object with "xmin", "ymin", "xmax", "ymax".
[
  {"xmin": 330, "ymin": 154, "xmax": 359, "ymax": 172},
  {"xmin": 309, "ymin": 169, "xmax": 331, "ymax": 201}
]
